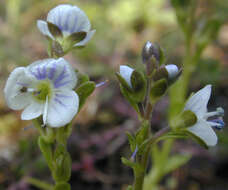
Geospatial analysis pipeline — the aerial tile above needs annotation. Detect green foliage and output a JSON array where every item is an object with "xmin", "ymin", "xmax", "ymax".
[
  {"xmin": 53, "ymin": 147, "xmax": 72, "ymax": 182},
  {"xmin": 130, "ymin": 70, "xmax": 147, "ymax": 102},
  {"xmin": 75, "ymin": 81, "xmax": 96, "ymax": 111},
  {"xmin": 54, "ymin": 182, "xmax": 71, "ymax": 190},
  {"xmin": 38, "ymin": 136, "xmax": 53, "ymax": 170},
  {"xmin": 150, "ymin": 79, "xmax": 168, "ymax": 103}
]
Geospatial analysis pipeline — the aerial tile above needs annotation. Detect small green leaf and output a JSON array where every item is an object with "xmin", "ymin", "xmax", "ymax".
[
  {"xmin": 130, "ymin": 70, "xmax": 147, "ymax": 102},
  {"xmin": 76, "ymin": 81, "xmax": 95, "ymax": 111},
  {"xmin": 126, "ymin": 132, "xmax": 136, "ymax": 152},
  {"xmin": 76, "ymin": 72, "xmax": 89, "ymax": 87},
  {"xmin": 53, "ymin": 152, "xmax": 72, "ymax": 182},
  {"xmin": 152, "ymin": 67, "xmax": 168, "ymax": 82},
  {"xmin": 136, "ymin": 121, "xmax": 149, "ymax": 145},
  {"xmin": 150, "ymin": 79, "xmax": 168, "ymax": 103},
  {"xmin": 119, "ymin": 84, "xmax": 139, "ymax": 113},
  {"xmin": 164, "ymin": 154, "xmax": 191, "ymax": 174},
  {"xmin": 47, "ymin": 22, "xmax": 63, "ymax": 38},
  {"xmin": 54, "ymin": 182, "xmax": 71, "ymax": 190},
  {"xmin": 38, "ymin": 136, "xmax": 53, "ymax": 170},
  {"xmin": 121, "ymin": 157, "xmax": 136, "ymax": 168}
]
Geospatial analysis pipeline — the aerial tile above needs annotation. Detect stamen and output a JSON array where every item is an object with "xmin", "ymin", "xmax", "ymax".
[
  {"xmin": 204, "ymin": 107, "xmax": 224, "ymax": 119},
  {"xmin": 96, "ymin": 80, "xmax": 108, "ymax": 88},
  {"xmin": 42, "ymin": 96, "xmax": 49, "ymax": 127},
  {"xmin": 130, "ymin": 146, "xmax": 138, "ymax": 162},
  {"xmin": 208, "ymin": 118, "xmax": 225, "ymax": 130}
]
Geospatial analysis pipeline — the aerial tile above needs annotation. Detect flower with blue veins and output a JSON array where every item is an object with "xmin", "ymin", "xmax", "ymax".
[
  {"xmin": 37, "ymin": 4, "xmax": 95, "ymax": 54},
  {"xmin": 184, "ymin": 85, "xmax": 225, "ymax": 146},
  {"xmin": 4, "ymin": 58, "xmax": 79, "ymax": 128}
]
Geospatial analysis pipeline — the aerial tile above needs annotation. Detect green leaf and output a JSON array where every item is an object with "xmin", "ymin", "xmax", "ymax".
[
  {"xmin": 136, "ymin": 121, "xmax": 149, "ymax": 145},
  {"xmin": 26, "ymin": 177, "xmax": 53, "ymax": 190},
  {"xmin": 76, "ymin": 72, "xmax": 90, "ymax": 87},
  {"xmin": 54, "ymin": 182, "xmax": 71, "ymax": 190},
  {"xmin": 126, "ymin": 132, "xmax": 136, "ymax": 152},
  {"xmin": 76, "ymin": 81, "xmax": 95, "ymax": 111},
  {"xmin": 121, "ymin": 157, "xmax": 136, "ymax": 168},
  {"xmin": 119, "ymin": 84, "xmax": 139, "ymax": 113},
  {"xmin": 150, "ymin": 79, "xmax": 168, "ymax": 103},
  {"xmin": 130, "ymin": 70, "xmax": 147, "ymax": 102},
  {"xmin": 47, "ymin": 22, "xmax": 62, "ymax": 38},
  {"xmin": 121, "ymin": 157, "xmax": 143, "ymax": 173},
  {"xmin": 53, "ymin": 151, "xmax": 72, "ymax": 182},
  {"xmin": 164, "ymin": 154, "xmax": 191, "ymax": 174},
  {"xmin": 38, "ymin": 136, "xmax": 53, "ymax": 170}
]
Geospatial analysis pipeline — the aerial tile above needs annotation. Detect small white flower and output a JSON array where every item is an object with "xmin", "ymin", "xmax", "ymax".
[
  {"xmin": 4, "ymin": 58, "xmax": 79, "ymax": 128},
  {"xmin": 184, "ymin": 85, "xmax": 224, "ymax": 146},
  {"xmin": 37, "ymin": 4, "xmax": 95, "ymax": 47},
  {"xmin": 119, "ymin": 65, "xmax": 134, "ymax": 88},
  {"xmin": 165, "ymin": 64, "xmax": 179, "ymax": 80}
]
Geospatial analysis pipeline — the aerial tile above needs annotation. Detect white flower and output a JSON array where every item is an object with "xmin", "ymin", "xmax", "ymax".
[
  {"xmin": 119, "ymin": 65, "xmax": 134, "ymax": 88},
  {"xmin": 184, "ymin": 85, "xmax": 224, "ymax": 146},
  {"xmin": 4, "ymin": 58, "xmax": 79, "ymax": 128},
  {"xmin": 37, "ymin": 4, "xmax": 95, "ymax": 47},
  {"xmin": 165, "ymin": 64, "xmax": 179, "ymax": 80}
]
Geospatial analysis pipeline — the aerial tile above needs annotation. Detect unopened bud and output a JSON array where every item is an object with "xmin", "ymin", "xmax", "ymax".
[
  {"xmin": 142, "ymin": 41, "xmax": 161, "ymax": 63},
  {"xmin": 165, "ymin": 64, "xmax": 179, "ymax": 80}
]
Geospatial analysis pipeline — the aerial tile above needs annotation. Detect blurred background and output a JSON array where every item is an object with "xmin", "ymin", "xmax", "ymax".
[{"xmin": 0, "ymin": 0, "xmax": 228, "ymax": 189}]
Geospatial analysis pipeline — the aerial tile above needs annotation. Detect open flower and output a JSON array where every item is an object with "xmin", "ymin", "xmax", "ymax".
[
  {"xmin": 184, "ymin": 85, "xmax": 224, "ymax": 146},
  {"xmin": 37, "ymin": 4, "xmax": 95, "ymax": 49},
  {"xmin": 119, "ymin": 65, "xmax": 134, "ymax": 88},
  {"xmin": 4, "ymin": 58, "xmax": 79, "ymax": 128}
]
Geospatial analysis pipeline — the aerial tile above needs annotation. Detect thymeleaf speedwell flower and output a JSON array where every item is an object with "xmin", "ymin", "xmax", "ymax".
[
  {"xmin": 4, "ymin": 58, "xmax": 79, "ymax": 128},
  {"xmin": 37, "ymin": 4, "xmax": 95, "ymax": 54},
  {"xmin": 119, "ymin": 65, "xmax": 134, "ymax": 88},
  {"xmin": 184, "ymin": 85, "xmax": 224, "ymax": 146}
]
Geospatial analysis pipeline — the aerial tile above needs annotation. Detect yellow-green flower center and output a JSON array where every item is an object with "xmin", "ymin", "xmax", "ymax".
[{"xmin": 33, "ymin": 81, "xmax": 52, "ymax": 102}]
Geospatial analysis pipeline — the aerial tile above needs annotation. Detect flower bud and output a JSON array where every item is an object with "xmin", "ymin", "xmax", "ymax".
[
  {"xmin": 141, "ymin": 41, "xmax": 161, "ymax": 63},
  {"xmin": 153, "ymin": 64, "xmax": 181, "ymax": 85},
  {"xmin": 165, "ymin": 64, "xmax": 179, "ymax": 80},
  {"xmin": 119, "ymin": 65, "xmax": 134, "ymax": 88}
]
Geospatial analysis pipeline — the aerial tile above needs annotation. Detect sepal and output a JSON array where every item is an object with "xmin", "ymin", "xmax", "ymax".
[
  {"xmin": 130, "ymin": 70, "xmax": 147, "ymax": 102},
  {"xmin": 150, "ymin": 79, "xmax": 168, "ymax": 103},
  {"xmin": 75, "ymin": 81, "xmax": 95, "ymax": 111},
  {"xmin": 171, "ymin": 110, "xmax": 197, "ymax": 129}
]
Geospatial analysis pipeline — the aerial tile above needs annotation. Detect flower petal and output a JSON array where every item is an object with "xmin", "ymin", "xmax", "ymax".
[
  {"xmin": 184, "ymin": 85, "xmax": 212, "ymax": 119},
  {"xmin": 27, "ymin": 58, "xmax": 77, "ymax": 90},
  {"xmin": 47, "ymin": 90, "xmax": 79, "ymax": 127},
  {"xmin": 119, "ymin": 65, "xmax": 134, "ymax": 88},
  {"xmin": 4, "ymin": 67, "xmax": 34, "ymax": 110},
  {"xmin": 74, "ymin": 30, "xmax": 96, "ymax": 47},
  {"xmin": 37, "ymin": 20, "xmax": 54, "ymax": 40},
  {"xmin": 21, "ymin": 101, "xmax": 43, "ymax": 120},
  {"xmin": 187, "ymin": 120, "xmax": 217, "ymax": 146},
  {"xmin": 47, "ymin": 4, "xmax": 91, "ymax": 36}
]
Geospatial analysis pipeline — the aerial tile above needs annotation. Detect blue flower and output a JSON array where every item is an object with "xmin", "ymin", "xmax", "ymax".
[
  {"xmin": 4, "ymin": 58, "xmax": 79, "ymax": 128},
  {"xmin": 37, "ymin": 4, "xmax": 95, "ymax": 47}
]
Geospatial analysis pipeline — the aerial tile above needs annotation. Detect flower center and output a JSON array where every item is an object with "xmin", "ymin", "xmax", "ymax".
[{"xmin": 33, "ymin": 81, "xmax": 52, "ymax": 102}]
